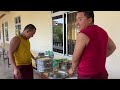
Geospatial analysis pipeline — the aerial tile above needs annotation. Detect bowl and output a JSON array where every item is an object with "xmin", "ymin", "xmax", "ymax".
[{"xmin": 48, "ymin": 71, "xmax": 68, "ymax": 79}]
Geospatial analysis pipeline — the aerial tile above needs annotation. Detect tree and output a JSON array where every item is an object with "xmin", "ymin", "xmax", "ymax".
[{"xmin": 53, "ymin": 25, "xmax": 63, "ymax": 43}]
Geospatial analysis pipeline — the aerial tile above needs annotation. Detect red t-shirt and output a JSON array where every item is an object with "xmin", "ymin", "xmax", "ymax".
[{"xmin": 77, "ymin": 25, "xmax": 108, "ymax": 77}]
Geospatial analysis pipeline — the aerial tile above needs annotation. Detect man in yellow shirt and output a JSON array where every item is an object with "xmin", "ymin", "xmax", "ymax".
[{"xmin": 9, "ymin": 24, "xmax": 36, "ymax": 79}]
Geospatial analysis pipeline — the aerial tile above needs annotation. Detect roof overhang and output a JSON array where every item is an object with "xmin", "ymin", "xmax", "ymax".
[{"xmin": 0, "ymin": 11, "xmax": 9, "ymax": 19}]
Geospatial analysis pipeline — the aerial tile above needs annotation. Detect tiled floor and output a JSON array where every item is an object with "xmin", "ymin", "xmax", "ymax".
[
  {"xmin": 0, "ymin": 56, "xmax": 40, "ymax": 79},
  {"xmin": 0, "ymin": 57, "xmax": 13, "ymax": 79}
]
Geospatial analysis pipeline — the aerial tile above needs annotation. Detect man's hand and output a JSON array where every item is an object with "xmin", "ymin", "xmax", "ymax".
[
  {"xmin": 33, "ymin": 57, "xmax": 37, "ymax": 60},
  {"xmin": 14, "ymin": 68, "xmax": 21, "ymax": 79},
  {"xmin": 68, "ymin": 67, "xmax": 75, "ymax": 77}
]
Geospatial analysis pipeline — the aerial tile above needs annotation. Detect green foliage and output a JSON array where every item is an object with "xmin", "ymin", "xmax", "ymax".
[{"xmin": 53, "ymin": 25, "xmax": 63, "ymax": 42}]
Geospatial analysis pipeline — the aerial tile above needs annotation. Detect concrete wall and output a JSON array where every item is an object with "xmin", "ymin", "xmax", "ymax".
[{"xmin": 94, "ymin": 11, "xmax": 120, "ymax": 79}]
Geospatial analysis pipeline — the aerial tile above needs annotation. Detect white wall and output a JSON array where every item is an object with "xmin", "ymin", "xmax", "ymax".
[
  {"xmin": 95, "ymin": 11, "xmax": 120, "ymax": 79},
  {"xmin": 0, "ymin": 11, "xmax": 52, "ymax": 56}
]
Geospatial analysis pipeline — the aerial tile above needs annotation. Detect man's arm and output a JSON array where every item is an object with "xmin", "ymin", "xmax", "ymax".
[
  {"xmin": 31, "ymin": 53, "xmax": 36, "ymax": 60},
  {"xmin": 9, "ymin": 36, "xmax": 20, "ymax": 69},
  {"xmin": 8, "ymin": 36, "xmax": 21, "ymax": 78},
  {"xmin": 106, "ymin": 36, "xmax": 116, "ymax": 57},
  {"xmin": 69, "ymin": 33, "xmax": 90, "ymax": 74}
]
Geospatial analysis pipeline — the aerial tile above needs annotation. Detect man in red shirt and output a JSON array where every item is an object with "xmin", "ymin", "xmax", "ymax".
[{"xmin": 68, "ymin": 11, "xmax": 116, "ymax": 79}]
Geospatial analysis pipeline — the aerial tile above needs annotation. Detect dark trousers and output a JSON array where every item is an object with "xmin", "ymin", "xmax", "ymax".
[
  {"xmin": 14, "ymin": 64, "xmax": 33, "ymax": 79},
  {"xmin": 78, "ymin": 72, "xmax": 108, "ymax": 79}
]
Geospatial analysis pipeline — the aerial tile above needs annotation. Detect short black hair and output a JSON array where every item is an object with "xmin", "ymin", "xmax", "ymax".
[
  {"xmin": 24, "ymin": 24, "xmax": 36, "ymax": 31},
  {"xmin": 78, "ymin": 11, "xmax": 94, "ymax": 23}
]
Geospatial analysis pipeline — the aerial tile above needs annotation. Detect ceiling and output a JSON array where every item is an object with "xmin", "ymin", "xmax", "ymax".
[{"xmin": 0, "ymin": 11, "xmax": 9, "ymax": 19}]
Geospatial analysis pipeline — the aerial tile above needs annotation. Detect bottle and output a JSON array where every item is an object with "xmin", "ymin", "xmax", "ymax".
[
  {"xmin": 52, "ymin": 60, "xmax": 58, "ymax": 71},
  {"xmin": 45, "ymin": 51, "xmax": 49, "ymax": 56},
  {"xmin": 50, "ymin": 51, "xmax": 54, "ymax": 59},
  {"xmin": 48, "ymin": 50, "xmax": 50, "ymax": 56}
]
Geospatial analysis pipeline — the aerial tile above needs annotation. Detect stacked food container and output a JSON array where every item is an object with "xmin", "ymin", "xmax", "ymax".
[{"xmin": 36, "ymin": 57, "xmax": 53, "ymax": 73}]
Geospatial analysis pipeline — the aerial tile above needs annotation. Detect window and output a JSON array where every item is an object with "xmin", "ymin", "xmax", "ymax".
[
  {"xmin": 15, "ymin": 16, "xmax": 21, "ymax": 35},
  {"xmin": 52, "ymin": 15, "xmax": 63, "ymax": 53},
  {"xmin": 5, "ymin": 22, "xmax": 9, "ymax": 41},
  {"xmin": 2, "ymin": 23, "xmax": 5, "ymax": 44},
  {"xmin": 67, "ymin": 12, "xmax": 77, "ymax": 55},
  {"xmin": 52, "ymin": 11, "xmax": 77, "ymax": 55}
]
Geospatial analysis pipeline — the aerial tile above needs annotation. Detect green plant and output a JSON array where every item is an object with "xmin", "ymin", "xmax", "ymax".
[{"xmin": 53, "ymin": 25, "xmax": 63, "ymax": 42}]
